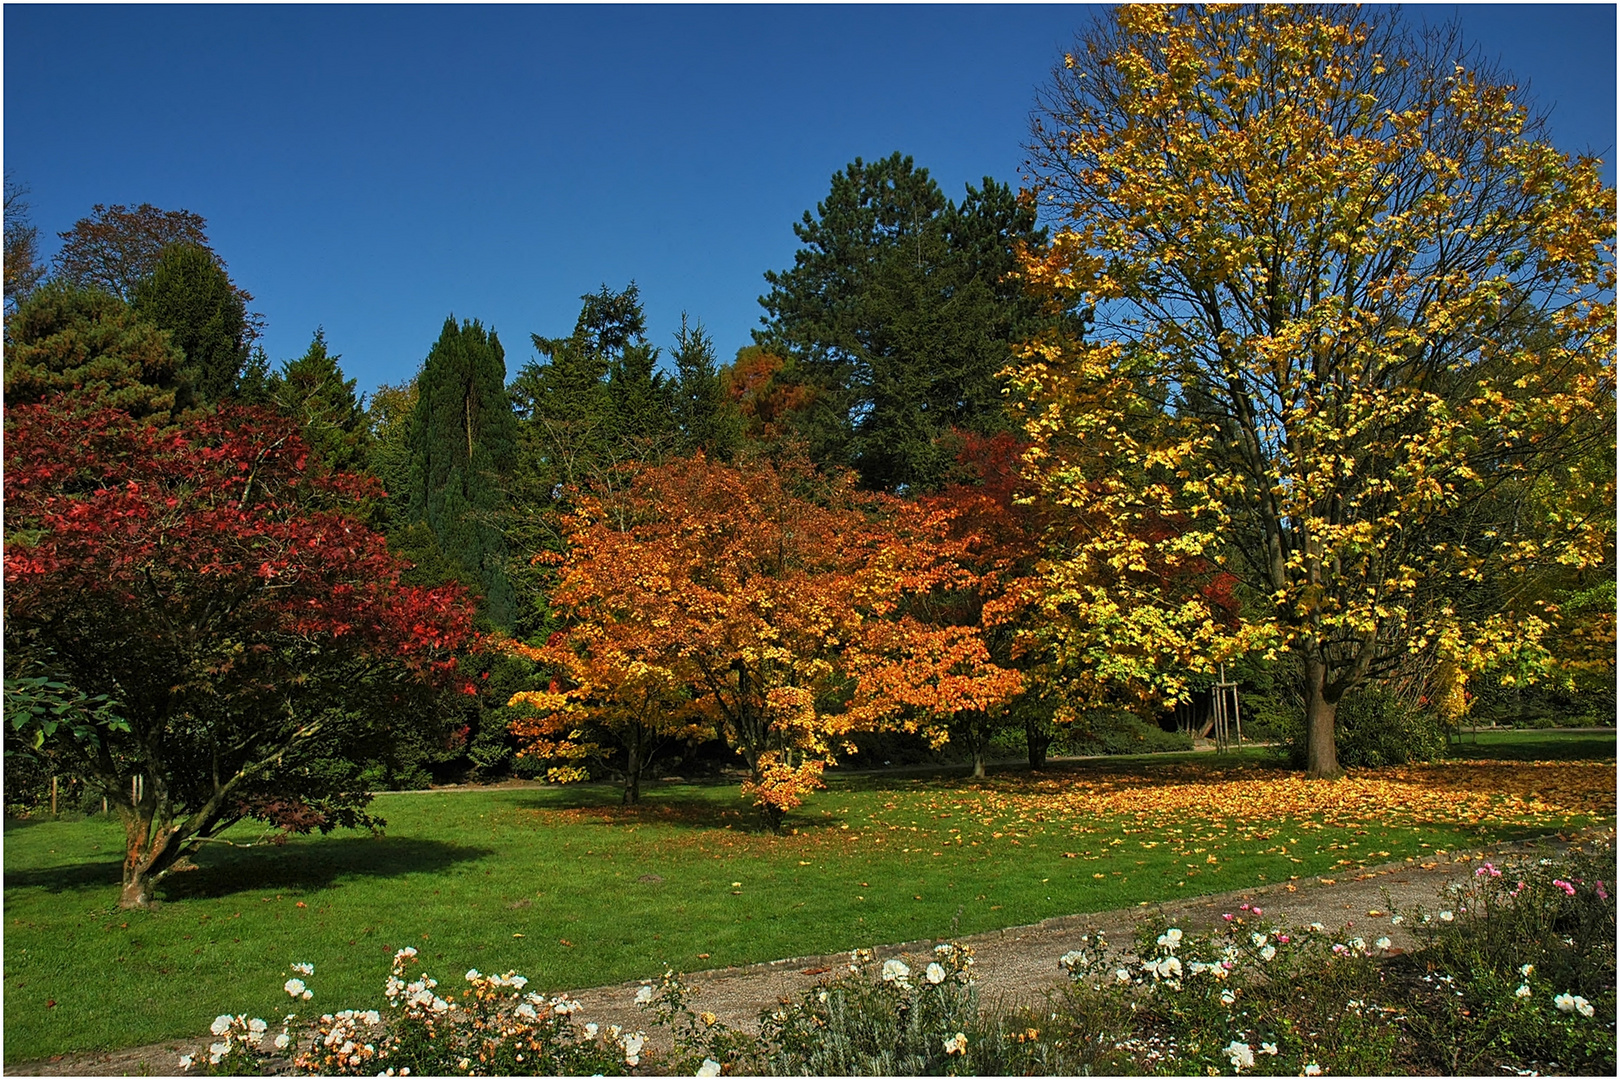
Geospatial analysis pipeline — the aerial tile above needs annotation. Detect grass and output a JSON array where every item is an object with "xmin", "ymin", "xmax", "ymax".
[
  {"xmin": 1445, "ymin": 726, "xmax": 1619, "ymax": 762},
  {"xmin": 4, "ymin": 733, "xmax": 1613, "ymax": 1063}
]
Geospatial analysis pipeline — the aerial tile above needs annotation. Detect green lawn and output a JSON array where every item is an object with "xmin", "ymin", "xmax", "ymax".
[
  {"xmin": 4, "ymin": 738, "xmax": 1612, "ymax": 1063},
  {"xmin": 1446, "ymin": 726, "xmax": 1618, "ymax": 762}
]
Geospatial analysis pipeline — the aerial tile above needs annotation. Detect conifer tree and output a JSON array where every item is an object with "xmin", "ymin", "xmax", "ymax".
[
  {"xmin": 757, "ymin": 154, "xmax": 1067, "ymax": 492},
  {"xmin": 513, "ymin": 282, "xmax": 674, "ymax": 498},
  {"xmin": 671, "ymin": 314, "xmax": 741, "ymax": 458},
  {"xmin": 266, "ymin": 329, "xmax": 365, "ymax": 473},
  {"xmin": 3, "ymin": 282, "xmax": 181, "ymax": 420},
  {"xmin": 405, "ymin": 316, "xmax": 519, "ymax": 628},
  {"xmin": 131, "ymin": 242, "xmax": 250, "ymax": 408}
]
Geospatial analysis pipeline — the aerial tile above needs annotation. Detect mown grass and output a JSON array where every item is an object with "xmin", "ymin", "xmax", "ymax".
[
  {"xmin": 1446, "ymin": 726, "xmax": 1619, "ymax": 762},
  {"xmin": 4, "ymin": 734, "xmax": 1613, "ymax": 1063}
]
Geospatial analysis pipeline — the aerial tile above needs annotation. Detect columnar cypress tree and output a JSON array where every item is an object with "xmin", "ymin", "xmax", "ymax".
[{"xmin": 405, "ymin": 316, "xmax": 518, "ymax": 628}]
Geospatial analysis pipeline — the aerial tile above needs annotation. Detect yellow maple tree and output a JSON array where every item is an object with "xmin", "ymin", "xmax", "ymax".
[{"xmin": 1015, "ymin": 5, "xmax": 1615, "ymax": 777}]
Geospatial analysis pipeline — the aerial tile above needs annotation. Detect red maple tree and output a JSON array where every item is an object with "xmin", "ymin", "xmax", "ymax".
[{"xmin": 4, "ymin": 399, "xmax": 477, "ymax": 907}]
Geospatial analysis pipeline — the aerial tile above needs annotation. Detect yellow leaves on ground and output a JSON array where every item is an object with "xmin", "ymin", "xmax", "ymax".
[{"xmin": 972, "ymin": 760, "xmax": 1614, "ymax": 830}]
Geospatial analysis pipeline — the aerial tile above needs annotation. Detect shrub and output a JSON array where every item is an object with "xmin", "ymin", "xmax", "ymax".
[
  {"xmin": 1282, "ymin": 686, "xmax": 1449, "ymax": 769},
  {"xmin": 1400, "ymin": 839, "xmax": 1617, "ymax": 1074},
  {"xmin": 1063, "ymin": 708, "xmax": 1193, "ymax": 756}
]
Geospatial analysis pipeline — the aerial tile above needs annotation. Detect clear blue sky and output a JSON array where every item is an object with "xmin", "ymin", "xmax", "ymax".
[{"xmin": 6, "ymin": 3, "xmax": 1615, "ymax": 399}]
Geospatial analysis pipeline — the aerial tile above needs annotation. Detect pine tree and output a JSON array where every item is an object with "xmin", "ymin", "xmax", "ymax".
[
  {"xmin": 514, "ymin": 282, "xmax": 674, "ymax": 498},
  {"xmin": 405, "ymin": 316, "xmax": 519, "ymax": 628},
  {"xmin": 267, "ymin": 329, "xmax": 365, "ymax": 473},
  {"xmin": 4, "ymin": 282, "xmax": 181, "ymax": 420},
  {"xmin": 757, "ymin": 154, "xmax": 1071, "ymax": 492},
  {"xmin": 131, "ymin": 242, "xmax": 250, "ymax": 408}
]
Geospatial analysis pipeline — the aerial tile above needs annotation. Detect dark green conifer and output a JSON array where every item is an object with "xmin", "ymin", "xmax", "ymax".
[
  {"xmin": 404, "ymin": 316, "xmax": 518, "ymax": 628},
  {"xmin": 131, "ymin": 242, "xmax": 250, "ymax": 408},
  {"xmin": 267, "ymin": 329, "xmax": 365, "ymax": 473}
]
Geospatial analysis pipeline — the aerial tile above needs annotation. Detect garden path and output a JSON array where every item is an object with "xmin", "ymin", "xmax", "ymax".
[{"xmin": 16, "ymin": 825, "xmax": 1608, "ymax": 1077}]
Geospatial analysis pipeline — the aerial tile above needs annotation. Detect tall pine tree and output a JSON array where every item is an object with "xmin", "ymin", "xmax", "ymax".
[
  {"xmin": 513, "ymin": 283, "xmax": 675, "ymax": 499},
  {"xmin": 405, "ymin": 316, "xmax": 518, "ymax": 628},
  {"xmin": 264, "ymin": 329, "xmax": 366, "ymax": 473},
  {"xmin": 757, "ymin": 153, "xmax": 1072, "ymax": 492}
]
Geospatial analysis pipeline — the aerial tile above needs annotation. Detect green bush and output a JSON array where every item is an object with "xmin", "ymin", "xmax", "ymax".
[
  {"xmin": 1066, "ymin": 709, "xmax": 1194, "ymax": 756},
  {"xmin": 1282, "ymin": 686, "xmax": 1448, "ymax": 768}
]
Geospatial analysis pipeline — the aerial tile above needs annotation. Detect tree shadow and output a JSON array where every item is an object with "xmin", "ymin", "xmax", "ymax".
[
  {"xmin": 1445, "ymin": 732, "xmax": 1618, "ymax": 763},
  {"xmin": 506, "ymin": 793, "xmax": 761, "ymax": 831},
  {"xmin": 4, "ymin": 835, "xmax": 494, "ymax": 901}
]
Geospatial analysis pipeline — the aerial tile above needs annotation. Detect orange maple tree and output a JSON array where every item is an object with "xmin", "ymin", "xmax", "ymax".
[{"xmin": 506, "ymin": 450, "xmax": 1020, "ymax": 827}]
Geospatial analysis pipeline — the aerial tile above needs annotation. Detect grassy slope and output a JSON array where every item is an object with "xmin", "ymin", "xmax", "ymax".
[{"xmin": 4, "ymin": 733, "xmax": 1613, "ymax": 1062}]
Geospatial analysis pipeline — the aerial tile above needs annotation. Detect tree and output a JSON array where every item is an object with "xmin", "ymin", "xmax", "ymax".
[
  {"xmin": 362, "ymin": 376, "xmax": 419, "ymax": 531},
  {"xmin": 54, "ymin": 202, "xmax": 207, "ymax": 301},
  {"xmin": 3, "ymin": 400, "xmax": 478, "ymax": 907},
  {"xmin": 670, "ymin": 314, "xmax": 741, "ymax": 459},
  {"xmin": 132, "ymin": 242, "xmax": 251, "ymax": 407},
  {"xmin": 4, "ymin": 172, "xmax": 47, "ymax": 311},
  {"xmin": 917, "ymin": 431, "xmax": 1058, "ymax": 775},
  {"xmin": 405, "ymin": 316, "xmax": 520, "ymax": 628},
  {"xmin": 757, "ymin": 153, "xmax": 1060, "ymax": 491},
  {"xmin": 514, "ymin": 451, "xmax": 1020, "ymax": 828},
  {"xmin": 514, "ymin": 283, "xmax": 674, "ymax": 500},
  {"xmin": 3, "ymin": 282, "xmax": 181, "ymax": 419},
  {"xmin": 1015, "ymin": 5, "xmax": 1615, "ymax": 777},
  {"xmin": 261, "ymin": 328, "xmax": 367, "ymax": 473},
  {"xmin": 504, "ymin": 629, "xmax": 714, "ymax": 805}
]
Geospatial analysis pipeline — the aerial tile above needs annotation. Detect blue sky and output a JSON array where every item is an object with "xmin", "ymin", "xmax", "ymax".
[{"xmin": 6, "ymin": 3, "xmax": 1615, "ymax": 398}]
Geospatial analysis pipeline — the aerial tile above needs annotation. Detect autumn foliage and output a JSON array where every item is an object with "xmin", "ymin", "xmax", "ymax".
[
  {"xmin": 506, "ymin": 450, "xmax": 1021, "ymax": 825},
  {"xmin": 1017, "ymin": 5, "xmax": 1616, "ymax": 776},
  {"xmin": 4, "ymin": 398, "xmax": 478, "ymax": 906}
]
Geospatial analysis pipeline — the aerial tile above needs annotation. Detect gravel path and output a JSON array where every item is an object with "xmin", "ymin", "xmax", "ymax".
[{"xmin": 13, "ymin": 824, "xmax": 1609, "ymax": 1077}]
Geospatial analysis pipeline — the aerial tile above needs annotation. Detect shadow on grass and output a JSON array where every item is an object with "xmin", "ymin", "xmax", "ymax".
[
  {"xmin": 503, "ymin": 791, "xmax": 844, "ymax": 836},
  {"xmin": 822, "ymin": 752, "xmax": 1290, "ymax": 795},
  {"xmin": 1445, "ymin": 731, "xmax": 1618, "ymax": 763},
  {"xmin": 5, "ymin": 836, "xmax": 494, "ymax": 901}
]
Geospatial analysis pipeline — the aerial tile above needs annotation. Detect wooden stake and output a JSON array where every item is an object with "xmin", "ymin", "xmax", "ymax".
[{"xmin": 51, "ymin": 775, "xmax": 58, "ymax": 816}]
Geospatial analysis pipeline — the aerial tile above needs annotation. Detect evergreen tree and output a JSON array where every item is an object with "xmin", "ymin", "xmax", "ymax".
[
  {"xmin": 671, "ymin": 314, "xmax": 741, "ymax": 458},
  {"xmin": 131, "ymin": 242, "xmax": 250, "ymax": 408},
  {"xmin": 3, "ymin": 282, "xmax": 181, "ymax": 420},
  {"xmin": 265, "ymin": 328, "xmax": 365, "ymax": 473},
  {"xmin": 757, "ymin": 153, "xmax": 1069, "ymax": 492},
  {"xmin": 404, "ymin": 316, "xmax": 519, "ymax": 628},
  {"xmin": 514, "ymin": 282, "xmax": 674, "ymax": 498}
]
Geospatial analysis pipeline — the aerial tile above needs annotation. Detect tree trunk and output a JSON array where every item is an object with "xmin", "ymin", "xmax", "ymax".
[
  {"xmin": 1302, "ymin": 658, "xmax": 1343, "ymax": 779},
  {"xmin": 119, "ymin": 798, "xmax": 180, "ymax": 909},
  {"xmin": 1026, "ymin": 719, "xmax": 1052, "ymax": 770},
  {"xmin": 971, "ymin": 742, "xmax": 987, "ymax": 779},
  {"xmin": 623, "ymin": 727, "xmax": 643, "ymax": 805}
]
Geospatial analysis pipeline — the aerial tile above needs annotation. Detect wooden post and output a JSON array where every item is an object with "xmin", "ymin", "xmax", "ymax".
[
  {"xmin": 51, "ymin": 775, "xmax": 58, "ymax": 816},
  {"xmin": 1210, "ymin": 664, "xmax": 1242, "ymax": 752}
]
